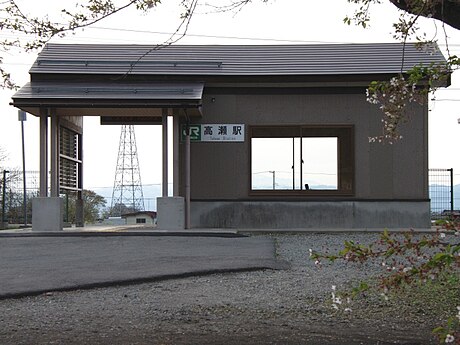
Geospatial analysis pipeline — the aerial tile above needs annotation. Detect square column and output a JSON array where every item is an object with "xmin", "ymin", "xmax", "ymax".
[
  {"xmin": 39, "ymin": 108, "xmax": 48, "ymax": 197},
  {"xmin": 162, "ymin": 108, "xmax": 168, "ymax": 197},
  {"xmin": 32, "ymin": 197, "xmax": 63, "ymax": 232},
  {"xmin": 50, "ymin": 109, "xmax": 60, "ymax": 197},
  {"xmin": 33, "ymin": 107, "xmax": 63, "ymax": 231}
]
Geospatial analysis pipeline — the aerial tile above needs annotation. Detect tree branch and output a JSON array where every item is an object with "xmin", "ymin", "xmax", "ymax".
[{"xmin": 389, "ymin": 0, "xmax": 460, "ymax": 30}]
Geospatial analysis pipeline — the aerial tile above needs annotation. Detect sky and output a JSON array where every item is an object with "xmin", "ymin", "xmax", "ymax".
[{"xmin": 0, "ymin": 0, "xmax": 459, "ymax": 207}]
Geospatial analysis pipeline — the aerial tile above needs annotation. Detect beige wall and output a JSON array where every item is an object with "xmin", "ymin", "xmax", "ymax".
[
  {"xmin": 180, "ymin": 88, "xmax": 428, "ymax": 201},
  {"xmin": 125, "ymin": 215, "xmax": 154, "ymax": 225}
]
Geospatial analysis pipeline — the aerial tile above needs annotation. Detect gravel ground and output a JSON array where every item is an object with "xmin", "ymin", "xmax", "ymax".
[{"xmin": 0, "ymin": 232, "xmax": 458, "ymax": 345}]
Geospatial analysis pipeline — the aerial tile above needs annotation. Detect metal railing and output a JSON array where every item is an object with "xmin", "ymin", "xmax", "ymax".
[
  {"xmin": 429, "ymin": 168, "xmax": 454, "ymax": 220},
  {"xmin": 1, "ymin": 169, "xmax": 456, "ymax": 224},
  {"xmin": 0, "ymin": 170, "xmax": 40, "ymax": 225}
]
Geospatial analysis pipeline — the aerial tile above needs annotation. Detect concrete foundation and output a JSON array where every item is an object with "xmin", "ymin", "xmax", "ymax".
[
  {"xmin": 191, "ymin": 200, "xmax": 431, "ymax": 229},
  {"xmin": 157, "ymin": 197, "xmax": 185, "ymax": 230},
  {"xmin": 32, "ymin": 197, "xmax": 64, "ymax": 232}
]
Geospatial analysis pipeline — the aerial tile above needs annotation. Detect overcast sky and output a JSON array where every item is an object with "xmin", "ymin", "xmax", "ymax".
[{"xmin": 0, "ymin": 0, "xmax": 459, "ymax": 199}]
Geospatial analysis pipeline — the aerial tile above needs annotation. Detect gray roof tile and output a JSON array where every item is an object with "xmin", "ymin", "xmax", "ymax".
[
  {"xmin": 30, "ymin": 43, "xmax": 447, "ymax": 76},
  {"xmin": 13, "ymin": 82, "xmax": 204, "ymax": 100}
]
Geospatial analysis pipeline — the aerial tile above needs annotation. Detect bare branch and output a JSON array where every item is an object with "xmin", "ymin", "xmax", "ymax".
[{"xmin": 389, "ymin": 0, "xmax": 460, "ymax": 30}]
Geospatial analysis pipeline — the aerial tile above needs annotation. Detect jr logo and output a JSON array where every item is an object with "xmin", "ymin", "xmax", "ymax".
[{"xmin": 181, "ymin": 125, "xmax": 201, "ymax": 141}]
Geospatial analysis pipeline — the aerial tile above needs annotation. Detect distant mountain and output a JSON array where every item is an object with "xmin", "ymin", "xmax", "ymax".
[
  {"xmin": 92, "ymin": 184, "xmax": 166, "ymax": 212},
  {"xmin": 455, "ymin": 184, "xmax": 460, "ymax": 210},
  {"xmin": 91, "ymin": 183, "xmax": 460, "ymax": 213},
  {"xmin": 429, "ymin": 183, "xmax": 459, "ymax": 213}
]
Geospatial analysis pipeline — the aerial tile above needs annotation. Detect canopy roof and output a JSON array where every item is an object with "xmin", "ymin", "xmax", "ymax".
[{"xmin": 13, "ymin": 82, "xmax": 203, "ymax": 116}]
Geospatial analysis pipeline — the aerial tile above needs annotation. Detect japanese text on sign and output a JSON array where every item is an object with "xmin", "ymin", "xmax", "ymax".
[{"xmin": 181, "ymin": 124, "xmax": 245, "ymax": 142}]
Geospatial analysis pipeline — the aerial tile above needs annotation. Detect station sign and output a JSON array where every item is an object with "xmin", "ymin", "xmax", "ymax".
[{"xmin": 181, "ymin": 124, "xmax": 245, "ymax": 142}]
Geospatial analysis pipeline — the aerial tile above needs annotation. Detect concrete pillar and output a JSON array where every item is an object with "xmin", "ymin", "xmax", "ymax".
[
  {"xmin": 50, "ymin": 110, "xmax": 60, "ymax": 197},
  {"xmin": 32, "ymin": 197, "xmax": 63, "ymax": 232},
  {"xmin": 162, "ymin": 108, "xmax": 168, "ymax": 197},
  {"xmin": 157, "ymin": 196, "xmax": 184, "ymax": 230},
  {"xmin": 173, "ymin": 115, "xmax": 180, "ymax": 197}
]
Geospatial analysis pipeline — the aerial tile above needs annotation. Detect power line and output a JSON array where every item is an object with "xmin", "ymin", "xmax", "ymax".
[
  {"xmin": 253, "ymin": 170, "xmax": 337, "ymax": 176},
  {"xmin": 4, "ymin": 19, "xmax": 460, "ymax": 46},
  {"xmin": 86, "ymin": 182, "xmax": 169, "ymax": 189},
  {"xmin": 88, "ymin": 26, "xmax": 355, "ymax": 44}
]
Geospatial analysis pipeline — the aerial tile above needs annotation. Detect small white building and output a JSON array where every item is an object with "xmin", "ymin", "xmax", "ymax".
[{"xmin": 122, "ymin": 211, "xmax": 157, "ymax": 226}]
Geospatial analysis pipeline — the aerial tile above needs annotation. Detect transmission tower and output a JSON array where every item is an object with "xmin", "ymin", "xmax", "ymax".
[{"xmin": 110, "ymin": 125, "xmax": 145, "ymax": 216}]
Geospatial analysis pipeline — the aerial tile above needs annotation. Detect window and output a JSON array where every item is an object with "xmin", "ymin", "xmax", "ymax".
[
  {"xmin": 250, "ymin": 125, "xmax": 354, "ymax": 195},
  {"xmin": 136, "ymin": 218, "xmax": 146, "ymax": 224}
]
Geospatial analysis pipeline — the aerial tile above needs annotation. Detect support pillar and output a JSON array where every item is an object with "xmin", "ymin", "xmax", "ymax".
[
  {"xmin": 33, "ymin": 108, "xmax": 63, "ymax": 231},
  {"xmin": 39, "ymin": 108, "xmax": 48, "ymax": 197},
  {"xmin": 50, "ymin": 110, "xmax": 60, "ymax": 197},
  {"xmin": 76, "ymin": 130, "xmax": 84, "ymax": 227},
  {"xmin": 173, "ymin": 115, "xmax": 180, "ymax": 197},
  {"xmin": 162, "ymin": 108, "xmax": 168, "ymax": 197},
  {"xmin": 157, "ymin": 109, "xmax": 186, "ymax": 229}
]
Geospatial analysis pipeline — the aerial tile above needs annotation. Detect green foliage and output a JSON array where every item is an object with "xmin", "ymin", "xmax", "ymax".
[
  {"xmin": 64, "ymin": 189, "xmax": 106, "ymax": 224},
  {"xmin": 344, "ymin": 0, "xmax": 382, "ymax": 28}
]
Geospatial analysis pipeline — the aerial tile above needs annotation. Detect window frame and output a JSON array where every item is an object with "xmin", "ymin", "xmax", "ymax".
[{"xmin": 249, "ymin": 124, "xmax": 354, "ymax": 196}]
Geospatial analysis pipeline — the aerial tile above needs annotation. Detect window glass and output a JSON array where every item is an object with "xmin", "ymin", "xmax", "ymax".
[
  {"xmin": 302, "ymin": 137, "xmax": 338, "ymax": 190},
  {"xmin": 250, "ymin": 125, "xmax": 353, "ymax": 195},
  {"xmin": 252, "ymin": 138, "xmax": 295, "ymax": 190}
]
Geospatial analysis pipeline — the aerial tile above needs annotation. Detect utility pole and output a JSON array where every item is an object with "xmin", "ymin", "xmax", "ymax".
[
  {"xmin": 269, "ymin": 171, "xmax": 275, "ymax": 190},
  {"xmin": 2, "ymin": 170, "xmax": 10, "ymax": 229}
]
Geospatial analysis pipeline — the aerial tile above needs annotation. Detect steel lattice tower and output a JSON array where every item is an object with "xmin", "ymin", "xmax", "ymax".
[{"xmin": 110, "ymin": 125, "xmax": 145, "ymax": 216}]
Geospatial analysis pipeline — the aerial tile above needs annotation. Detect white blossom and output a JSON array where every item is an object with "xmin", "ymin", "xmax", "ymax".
[{"xmin": 445, "ymin": 334, "xmax": 455, "ymax": 343}]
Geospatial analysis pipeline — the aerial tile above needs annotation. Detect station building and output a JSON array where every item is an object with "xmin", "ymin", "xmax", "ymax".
[{"xmin": 11, "ymin": 43, "xmax": 449, "ymax": 230}]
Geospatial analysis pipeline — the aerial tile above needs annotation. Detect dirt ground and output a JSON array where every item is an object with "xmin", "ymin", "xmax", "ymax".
[{"xmin": 0, "ymin": 233, "xmax": 456, "ymax": 345}]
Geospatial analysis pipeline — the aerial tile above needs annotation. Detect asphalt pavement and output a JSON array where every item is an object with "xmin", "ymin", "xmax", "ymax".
[{"xmin": 0, "ymin": 231, "xmax": 287, "ymax": 299}]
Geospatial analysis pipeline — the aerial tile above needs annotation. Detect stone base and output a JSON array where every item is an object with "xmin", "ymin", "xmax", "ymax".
[
  {"xmin": 32, "ymin": 197, "xmax": 64, "ymax": 232},
  {"xmin": 157, "ymin": 197, "xmax": 185, "ymax": 230},
  {"xmin": 190, "ymin": 200, "xmax": 431, "ymax": 229}
]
